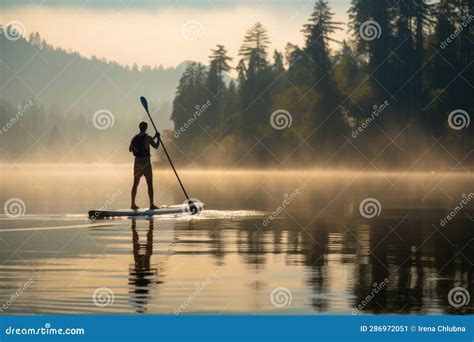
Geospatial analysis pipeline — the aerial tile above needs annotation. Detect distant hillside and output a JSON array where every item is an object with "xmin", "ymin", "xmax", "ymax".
[
  {"xmin": 0, "ymin": 31, "xmax": 190, "ymax": 129},
  {"xmin": 0, "ymin": 30, "xmax": 197, "ymax": 162}
]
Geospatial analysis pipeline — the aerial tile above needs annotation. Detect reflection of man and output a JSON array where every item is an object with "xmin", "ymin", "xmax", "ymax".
[
  {"xmin": 129, "ymin": 219, "xmax": 159, "ymax": 313},
  {"xmin": 129, "ymin": 121, "xmax": 160, "ymax": 210}
]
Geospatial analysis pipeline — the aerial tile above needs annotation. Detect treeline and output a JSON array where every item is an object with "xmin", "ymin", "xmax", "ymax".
[
  {"xmin": 0, "ymin": 30, "xmax": 187, "ymax": 128},
  {"xmin": 167, "ymin": 0, "xmax": 474, "ymax": 169},
  {"xmin": 0, "ymin": 100, "xmax": 129, "ymax": 162},
  {"xmin": 0, "ymin": 30, "xmax": 186, "ymax": 118},
  {"xmin": 0, "ymin": 31, "xmax": 190, "ymax": 162}
]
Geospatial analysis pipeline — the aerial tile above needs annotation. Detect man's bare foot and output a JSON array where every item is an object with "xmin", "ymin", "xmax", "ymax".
[
  {"xmin": 149, "ymin": 204, "xmax": 158, "ymax": 210},
  {"xmin": 131, "ymin": 204, "xmax": 140, "ymax": 210}
]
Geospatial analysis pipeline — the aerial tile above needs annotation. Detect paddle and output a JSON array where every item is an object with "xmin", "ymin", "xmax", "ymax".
[{"xmin": 139, "ymin": 96, "xmax": 199, "ymax": 214}]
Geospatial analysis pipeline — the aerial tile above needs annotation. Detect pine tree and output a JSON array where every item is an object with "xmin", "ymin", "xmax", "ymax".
[
  {"xmin": 239, "ymin": 22, "xmax": 270, "ymax": 73},
  {"xmin": 205, "ymin": 45, "xmax": 232, "ymax": 127},
  {"xmin": 303, "ymin": 0, "xmax": 343, "ymax": 74},
  {"xmin": 209, "ymin": 45, "xmax": 232, "ymax": 80},
  {"xmin": 349, "ymin": 0, "xmax": 392, "ymax": 99},
  {"xmin": 171, "ymin": 62, "xmax": 208, "ymax": 140},
  {"xmin": 302, "ymin": 0, "xmax": 344, "ymax": 141},
  {"xmin": 272, "ymin": 50, "xmax": 285, "ymax": 75},
  {"xmin": 333, "ymin": 41, "xmax": 361, "ymax": 94}
]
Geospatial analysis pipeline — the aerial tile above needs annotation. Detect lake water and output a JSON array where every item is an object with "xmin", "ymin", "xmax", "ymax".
[{"xmin": 0, "ymin": 165, "xmax": 472, "ymax": 315}]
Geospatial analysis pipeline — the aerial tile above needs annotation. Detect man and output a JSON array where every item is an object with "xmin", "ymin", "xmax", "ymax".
[{"xmin": 129, "ymin": 121, "xmax": 160, "ymax": 210}]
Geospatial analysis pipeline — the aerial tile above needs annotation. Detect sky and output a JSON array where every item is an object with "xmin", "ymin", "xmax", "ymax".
[{"xmin": 1, "ymin": 0, "xmax": 352, "ymax": 69}]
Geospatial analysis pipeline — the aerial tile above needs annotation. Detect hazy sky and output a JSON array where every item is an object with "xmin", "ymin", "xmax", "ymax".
[{"xmin": 1, "ymin": 1, "xmax": 352, "ymax": 69}]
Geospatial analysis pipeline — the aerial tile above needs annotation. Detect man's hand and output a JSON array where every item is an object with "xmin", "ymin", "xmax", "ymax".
[{"xmin": 149, "ymin": 132, "xmax": 160, "ymax": 149}]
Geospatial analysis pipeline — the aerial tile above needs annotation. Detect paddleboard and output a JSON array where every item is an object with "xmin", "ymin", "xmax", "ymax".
[{"xmin": 88, "ymin": 202, "xmax": 204, "ymax": 219}]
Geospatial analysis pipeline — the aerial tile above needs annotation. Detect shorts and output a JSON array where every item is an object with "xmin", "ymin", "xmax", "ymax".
[{"xmin": 134, "ymin": 157, "xmax": 152, "ymax": 179}]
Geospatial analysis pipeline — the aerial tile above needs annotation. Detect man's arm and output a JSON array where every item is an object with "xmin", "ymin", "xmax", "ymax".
[
  {"xmin": 129, "ymin": 139, "xmax": 134, "ymax": 152},
  {"xmin": 149, "ymin": 133, "xmax": 160, "ymax": 149}
]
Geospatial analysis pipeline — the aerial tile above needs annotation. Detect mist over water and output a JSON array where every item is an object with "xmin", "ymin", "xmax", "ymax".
[
  {"xmin": 0, "ymin": 165, "xmax": 472, "ymax": 314},
  {"xmin": 1, "ymin": 0, "xmax": 473, "ymax": 321}
]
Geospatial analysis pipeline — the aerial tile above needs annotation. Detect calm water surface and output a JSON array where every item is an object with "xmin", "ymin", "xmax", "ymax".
[{"xmin": 0, "ymin": 165, "xmax": 472, "ymax": 315}]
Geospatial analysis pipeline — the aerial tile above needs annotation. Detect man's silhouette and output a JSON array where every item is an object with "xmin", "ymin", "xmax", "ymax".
[{"xmin": 129, "ymin": 121, "xmax": 160, "ymax": 210}]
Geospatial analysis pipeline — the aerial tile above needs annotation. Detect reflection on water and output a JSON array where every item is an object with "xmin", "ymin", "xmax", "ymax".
[
  {"xmin": 0, "ymin": 166, "xmax": 472, "ymax": 315},
  {"xmin": 129, "ymin": 220, "xmax": 160, "ymax": 314}
]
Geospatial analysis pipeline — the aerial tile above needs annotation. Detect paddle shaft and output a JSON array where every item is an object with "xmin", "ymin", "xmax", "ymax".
[{"xmin": 143, "ymin": 106, "xmax": 191, "ymax": 201}]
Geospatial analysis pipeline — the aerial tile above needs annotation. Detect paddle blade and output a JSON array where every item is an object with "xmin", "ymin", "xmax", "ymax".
[{"xmin": 140, "ymin": 96, "xmax": 149, "ymax": 113}]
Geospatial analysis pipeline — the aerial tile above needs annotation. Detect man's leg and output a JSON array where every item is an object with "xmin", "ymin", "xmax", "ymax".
[
  {"xmin": 131, "ymin": 175, "xmax": 141, "ymax": 210},
  {"xmin": 144, "ymin": 165, "xmax": 157, "ymax": 210}
]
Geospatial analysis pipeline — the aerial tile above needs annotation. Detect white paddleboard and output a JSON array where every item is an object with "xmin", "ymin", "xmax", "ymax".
[{"xmin": 88, "ymin": 202, "xmax": 204, "ymax": 219}]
